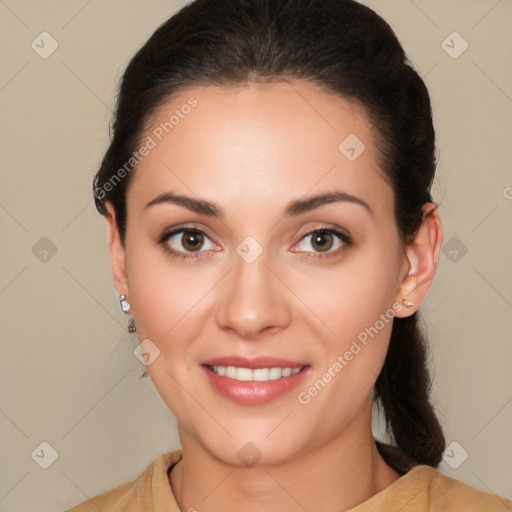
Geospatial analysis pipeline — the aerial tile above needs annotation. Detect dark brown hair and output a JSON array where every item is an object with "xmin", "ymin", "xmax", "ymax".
[{"xmin": 93, "ymin": 0, "xmax": 445, "ymax": 469}]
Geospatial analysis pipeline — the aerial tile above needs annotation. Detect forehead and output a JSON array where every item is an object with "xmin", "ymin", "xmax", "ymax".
[{"xmin": 127, "ymin": 81, "xmax": 393, "ymax": 219}]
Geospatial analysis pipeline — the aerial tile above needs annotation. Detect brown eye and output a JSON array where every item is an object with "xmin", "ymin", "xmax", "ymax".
[
  {"xmin": 161, "ymin": 228, "xmax": 215, "ymax": 256},
  {"xmin": 293, "ymin": 227, "xmax": 351, "ymax": 257},
  {"xmin": 181, "ymin": 231, "xmax": 204, "ymax": 252},
  {"xmin": 310, "ymin": 231, "xmax": 334, "ymax": 252}
]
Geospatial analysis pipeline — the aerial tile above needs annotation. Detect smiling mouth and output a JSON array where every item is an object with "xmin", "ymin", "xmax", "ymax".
[{"xmin": 204, "ymin": 364, "xmax": 308, "ymax": 382}]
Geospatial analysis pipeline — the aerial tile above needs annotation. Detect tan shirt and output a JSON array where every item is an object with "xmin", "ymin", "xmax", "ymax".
[{"xmin": 64, "ymin": 448, "xmax": 512, "ymax": 511}]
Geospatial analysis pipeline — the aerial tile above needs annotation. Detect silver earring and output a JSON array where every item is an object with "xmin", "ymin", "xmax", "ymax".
[
  {"xmin": 119, "ymin": 294, "xmax": 131, "ymax": 313},
  {"xmin": 127, "ymin": 318, "xmax": 136, "ymax": 333}
]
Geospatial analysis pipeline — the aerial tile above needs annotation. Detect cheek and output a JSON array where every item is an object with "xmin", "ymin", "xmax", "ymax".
[
  {"xmin": 289, "ymin": 244, "xmax": 399, "ymax": 399},
  {"xmin": 125, "ymin": 247, "xmax": 216, "ymax": 421},
  {"xmin": 125, "ymin": 245, "xmax": 221, "ymax": 397},
  {"xmin": 290, "ymin": 245, "xmax": 399, "ymax": 340},
  {"xmin": 126, "ymin": 241, "xmax": 213, "ymax": 339},
  {"xmin": 295, "ymin": 276, "xmax": 395, "ymax": 425}
]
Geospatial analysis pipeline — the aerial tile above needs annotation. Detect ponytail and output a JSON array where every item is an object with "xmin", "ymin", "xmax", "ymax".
[{"xmin": 374, "ymin": 313, "xmax": 446, "ymax": 470}]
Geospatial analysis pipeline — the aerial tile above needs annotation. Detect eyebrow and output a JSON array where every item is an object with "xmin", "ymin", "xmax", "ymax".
[{"xmin": 144, "ymin": 190, "xmax": 372, "ymax": 218}]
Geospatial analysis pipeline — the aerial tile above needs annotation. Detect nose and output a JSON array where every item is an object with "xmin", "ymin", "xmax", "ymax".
[{"xmin": 215, "ymin": 248, "xmax": 292, "ymax": 340}]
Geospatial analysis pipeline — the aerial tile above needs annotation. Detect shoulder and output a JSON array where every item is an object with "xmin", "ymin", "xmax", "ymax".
[
  {"xmin": 63, "ymin": 449, "xmax": 183, "ymax": 512},
  {"xmin": 350, "ymin": 465, "xmax": 512, "ymax": 512},
  {"xmin": 424, "ymin": 467, "xmax": 512, "ymax": 511}
]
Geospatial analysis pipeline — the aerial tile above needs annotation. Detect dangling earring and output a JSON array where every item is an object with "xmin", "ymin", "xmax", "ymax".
[
  {"xmin": 127, "ymin": 318, "xmax": 136, "ymax": 333},
  {"xmin": 402, "ymin": 298, "xmax": 415, "ymax": 309},
  {"xmin": 119, "ymin": 294, "xmax": 131, "ymax": 313},
  {"xmin": 119, "ymin": 294, "xmax": 136, "ymax": 333}
]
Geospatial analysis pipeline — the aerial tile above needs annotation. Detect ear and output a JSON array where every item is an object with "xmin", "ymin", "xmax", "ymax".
[
  {"xmin": 105, "ymin": 202, "xmax": 129, "ymax": 297},
  {"xmin": 394, "ymin": 203, "xmax": 443, "ymax": 318}
]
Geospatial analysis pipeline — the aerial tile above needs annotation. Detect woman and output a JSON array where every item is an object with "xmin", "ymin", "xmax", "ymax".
[{"xmin": 65, "ymin": 0, "xmax": 512, "ymax": 510}]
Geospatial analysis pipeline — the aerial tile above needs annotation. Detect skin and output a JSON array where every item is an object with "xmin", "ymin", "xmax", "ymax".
[{"xmin": 105, "ymin": 81, "xmax": 442, "ymax": 512}]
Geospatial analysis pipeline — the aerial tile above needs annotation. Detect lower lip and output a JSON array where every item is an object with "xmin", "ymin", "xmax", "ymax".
[{"xmin": 202, "ymin": 365, "xmax": 311, "ymax": 405}]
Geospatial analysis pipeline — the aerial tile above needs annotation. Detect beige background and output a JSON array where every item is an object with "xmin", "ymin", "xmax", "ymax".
[{"xmin": 1, "ymin": 1, "xmax": 511, "ymax": 510}]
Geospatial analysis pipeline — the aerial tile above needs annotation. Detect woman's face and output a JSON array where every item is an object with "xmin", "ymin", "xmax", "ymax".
[{"xmin": 108, "ymin": 81, "xmax": 415, "ymax": 466}]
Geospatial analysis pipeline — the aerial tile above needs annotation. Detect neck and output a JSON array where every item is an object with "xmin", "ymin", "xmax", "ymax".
[{"xmin": 169, "ymin": 422, "xmax": 400, "ymax": 512}]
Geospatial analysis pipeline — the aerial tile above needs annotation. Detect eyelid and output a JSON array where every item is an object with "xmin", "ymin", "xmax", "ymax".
[
  {"xmin": 158, "ymin": 223, "xmax": 215, "ymax": 244},
  {"xmin": 294, "ymin": 222, "xmax": 351, "ymax": 243},
  {"xmin": 291, "ymin": 225, "xmax": 351, "ymax": 253},
  {"xmin": 158, "ymin": 222, "xmax": 352, "ymax": 259},
  {"xmin": 158, "ymin": 224, "xmax": 219, "ymax": 258}
]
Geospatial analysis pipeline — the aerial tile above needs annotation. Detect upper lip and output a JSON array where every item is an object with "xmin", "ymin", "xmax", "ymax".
[{"xmin": 202, "ymin": 355, "xmax": 308, "ymax": 369}]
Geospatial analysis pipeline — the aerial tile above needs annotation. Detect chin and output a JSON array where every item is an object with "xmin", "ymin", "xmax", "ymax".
[{"xmin": 197, "ymin": 426, "xmax": 311, "ymax": 468}]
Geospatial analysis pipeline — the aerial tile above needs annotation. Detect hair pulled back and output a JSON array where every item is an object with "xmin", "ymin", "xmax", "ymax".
[{"xmin": 93, "ymin": 0, "xmax": 445, "ymax": 469}]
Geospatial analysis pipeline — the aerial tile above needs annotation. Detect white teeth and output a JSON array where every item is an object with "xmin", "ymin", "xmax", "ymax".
[
  {"xmin": 210, "ymin": 365, "xmax": 303, "ymax": 381},
  {"xmin": 253, "ymin": 368, "xmax": 270, "ymax": 381},
  {"xmin": 269, "ymin": 367, "xmax": 282, "ymax": 380},
  {"xmin": 281, "ymin": 367, "xmax": 292, "ymax": 377},
  {"xmin": 236, "ymin": 367, "xmax": 253, "ymax": 381},
  {"xmin": 225, "ymin": 366, "xmax": 237, "ymax": 379}
]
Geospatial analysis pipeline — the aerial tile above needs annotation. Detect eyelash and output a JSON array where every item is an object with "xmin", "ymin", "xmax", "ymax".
[
  {"xmin": 294, "ymin": 226, "xmax": 352, "ymax": 260},
  {"xmin": 157, "ymin": 225, "xmax": 352, "ymax": 261},
  {"xmin": 158, "ymin": 225, "xmax": 215, "ymax": 261}
]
